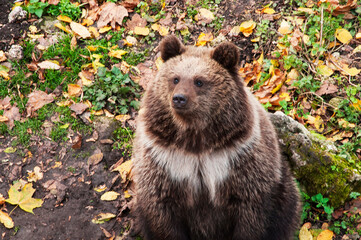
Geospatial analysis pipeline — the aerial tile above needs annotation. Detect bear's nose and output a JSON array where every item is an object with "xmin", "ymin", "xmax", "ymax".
[{"xmin": 172, "ymin": 94, "xmax": 187, "ymax": 108}]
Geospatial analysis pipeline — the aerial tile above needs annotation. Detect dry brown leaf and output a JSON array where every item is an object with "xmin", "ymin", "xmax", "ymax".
[
  {"xmin": 316, "ymin": 229, "xmax": 334, "ymax": 240},
  {"xmin": 88, "ymin": 149, "xmax": 103, "ymax": 166},
  {"xmin": 315, "ymin": 81, "xmax": 338, "ymax": 96},
  {"xmin": 126, "ymin": 13, "xmax": 147, "ymax": 31},
  {"xmin": 72, "ymin": 134, "xmax": 82, "ymax": 149},
  {"xmin": 0, "ymin": 96, "xmax": 11, "ymax": 110},
  {"xmin": 97, "ymin": 2, "xmax": 128, "ymax": 29},
  {"xmin": 27, "ymin": 166, "xmax": 43, "ymax": 182},
  {"xmin": 48, "ymin": 0, "xmax": 59, "ymax": 5},
  {"xmin": 121, "ymin": 0, "xmax": 140, "ymax": 11},
  {"xmin": 69, "ymin": 103, "xmax": 89, "ymax": 115},
  {"xmin": 3, "ymin": 106, "xmax": 20, "ymax": 130},
  {"xmin": 26, "ymin": 90, "xmax": 55, "ymax": 117}
]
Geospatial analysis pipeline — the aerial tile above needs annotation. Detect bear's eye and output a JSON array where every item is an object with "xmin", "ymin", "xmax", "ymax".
[
  {"xmin": 173, "ymin": 78, "xmax": 179, "ymax": 84},
  {"xmin": 194, "ymin": 80, "xmax": 203, "ymax": 87}
]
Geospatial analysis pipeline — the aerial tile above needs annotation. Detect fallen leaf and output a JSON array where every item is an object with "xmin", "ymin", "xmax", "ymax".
[
  {"xmin": 67, "ymin": 84, "xmax": 82, "ymax": 97},
  {"xmin": 315, "ymin": 81, "xmax": 338, "ymax": 95},
  {"xmin": 98, "ymin": 26, "xmax": 112, "ymax": 33},
  {"xmin": 26, "ymin": 90, "xmax": 55, "ymax": 117},
  {"xmin": 70, "ymin": 22, "xmax": 91, "ymax": 39},
  {"xmin": 126, "ymin": 13, "xmax": 147, "ymax": 31},
  {"xmin": 299, "ymin": 223, "xmax": 313, "ymax": 240},
  {"xmin": 70, "ymin": 103, "xmax": 88, "ymax": 115},
  {"xmin": 278, "ymin": 20, "xmax": 292, "ymax": 35},
  {"xmin": 6, "ymin": 182, "xmax": 43, "ymax": 214},
  {"xmin": 72, "ymin": 134, "xmax": 82, "ymax": 149},
  {"xmin": 79, "ymin": 70, "xmax": 94, "ymax": 86},
  {"xmin": 196, "ymin": 32, "xmax": 213, "ymax": 46},
  {"xmin": 57, "ymin": 15, "xmax": 72, "ymax": 23},
  {"xmin": 263, "ymin": 7, "xmax": 276, "ymax": 14},
  {"xmin": 121, "ymin": 0, "xmax": 139, "ymax": 11},
  {"xmin": 239, "ymin": 20, "xmax": 256, "ymax": 37},
  {"xmin": 316, "ymin": 229, "xmax": 334, "ymax": 240},
  {"xmin": 100, "ymin": 191, "xmax": 120, "ymax": 201},
  {"xmin": 108, "ymin": 49, "xmax": 128, "ymax": 59},
  {"xmin": 341, "ymin": 65, "xmax": 361, "ymax": 76},
  {"xmin": 317, "ymin": 65, "xmax": 334, "ymax": 77},
  {"xmin": 195, "ymin": 8, "xmax": 215, "ymax": 24},
  {"xmin": 3, "ymin": 106, "xmax": 20, "ymax": 129},
  {"xmin": 97, "ymin": 2, "xmax": 128, "ymax": 29},
  {"xmin": 356, "ymin": 32, "xmax": 361, "ymax": 39},
  {"xmin": 124, "ymin": 190, "xmax": 131, "ymax": 198},
  {"xmin": 0, "ymin": 210, "xmax": 14, "ymax": 228},
  {"xmin": 134, "ymin": 26, "xmax": 150, "ymax": 36},
  {"xmin": 88, "ymin": 149, "xmax": 103, "ymax": 166},
  {"xmin": 0, "ymin": 50, "xmax": 7, "ymax": 62},
  {"xmin": 94, "ymin": 185, "xmax": 107, "ymax": 192},
  {"xmin": 112, "ymin": 160, "xmax": 132, "ymax": 183},
  {"xmin": 54, "ymin": 23, "xmax": 71, "ymax": 34},
  {"xmin": 37, "ymin": 60, "xmax": 60, "ymax": 70},
  {"xmin": 306, "ymin": 115, "xmax": 324, "ymax": 132},
  {"xmin": 91, "ymin": 213, "xmax": 116, "ymax": 224},
  {"xmin": 297, "ymin": 7, "xmax": 315, "ymax": 14},
  {"xmin": 335, "ymin": 28, "xmax": 352, "ymax": 44},
  {"xmin": 27, "ymin": 166, "xmax": 43, "ymax": 182},
  {"xmin": 4, "ymin": 147, "xmax": 16, "ymax": 153}
]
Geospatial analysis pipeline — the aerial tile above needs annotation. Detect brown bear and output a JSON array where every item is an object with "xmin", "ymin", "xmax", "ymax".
[{"xmin": 132, "ymin": 35, "xmax": 300, "ymax": 240}]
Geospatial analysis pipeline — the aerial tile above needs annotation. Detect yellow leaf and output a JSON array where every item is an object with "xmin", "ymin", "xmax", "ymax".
[
  {"xmin": 0, "ymin": 50, "xmax": 7, "ymax": 62},
  {"xmin": 155, "ymin": 56, "xmax": 164, "ymax": 70},
  {"xmin": 180, "ymin": 27, "xmax": 190, "ymax": 36},
  {"xmin": 56, "ymin": 100, "xmax": 72, "ymax": 107},
  {"xmin": 299, "ymin": 223, "xmax": 313, "ymax": 240},
  {"xmin": 335, "ymin": 28, "xmax": 352, "ymax": 44},
  {"xmin": 0, "ymin": 210, "xmax": 14, "ymax": 229},
  {"xmin": 297, "ymin": 7, "xmax": 315, "ymax": 14},
  {"xmin": 251, "ymin": 37, "xmax": 260, "ymax": 42},
  {"xmin": 280, "ymin": 92, "xmax": 291, "ymax": 101},
  {"xmin": 278, "ymin": 20, "xmax": 292, "ymax": 35},
  {"xmin": 86, "ymin": 45, "xmax": 98, "ymax": 51},
  {"xmin": 57, "ymin": 15, "xmax": 72, "ymax": 23},
  {"xmin": 100, "ymin": 191, "xmax": 120, "ymax": 201},
  {"xmin": 108, "ymin": 50, "xmax": 128, "ymax": 59},
  {"xmin": 124, "ymin": 36, "xmax": 137, "ymax": 46},
  {"xmin": 0, "ymin": 71, "xmax": 9, "ymax": 80},
  {"xmin": 112, "ymin": 160, "xmax": 133, "ymax": 182},
  {"xmin": 124, "ymin": 190, "xmax": 131, "ymax": 199},
  {"xmin": 356, "ymin": 33, "xmax": 361, "ymax": 39},
  {"xmin": 342, "ymin": 65, "xmax": 361, "ymax": 76},
  {"xmin": 257, "ymin": 52, "xmax": 264, "ymax": 64},
  {"xmin": 91, "ymin": 213, "xmax": 116, "ymax": 224},
  {"xmin": 67, "ymin": 84, "xmax": 82, "ymax": 97},
  {"xmin": 352, "ymin": 99, "xmax": 361, "ymax": 111},
  {"xmin": 158, "ymin": 25, "xmax": 169, "ymax": 36},
  {"xmin": 99, "ymin": 26, "xmax": 112, "ymax": 33},
  {"xmin": 4, "ymin": 147, "xmax": 16, "ymax": 153},
  {"xmin": 134, "ymin": 27, "xmax": 150, "ymax": 36},
  {"xmin": 82, "ymin": 18, "xmax": 94, "ymax": 26},
  {"xmin": 239, "ymin": 20, "xmax": 256, "ymax": 37},
  {"xmin": 79, "ymin": 72, "xmax": 93, "ymax": 86},
  {"xmin": 317, "ymin": 229, "xmax": 334, "ymax": 240},
  {"xmin": 54, "ymin": 23, "xmax": 71, "ymax": 34},
  {"xmin": 151, "ymin": 23, "xmax": 160, "ymax": 31},
  {"xmin": 263, "ymin": 7, "xmax": 275, "ymax": 14},
  {"xmin": 287, "ymin": 69, "xmax": 299, "ymax": 80},
  {"xmin": 6, "ymin": 182, "xmax": 43, "ymax": 214},
  {"xmin": 317, "ymin": 65, "xmax": 334, "ymax": 77},
  {"xmin": 307, "ymin": 115, "xmax": 324, "ymax": 132},
  {"xmin": 0, "ymin": 115, "xmax": 8, "ymax": 122},
  {"xmin": 196, "ymin": 32, "xmax": 213, "ymax": 46},
  {"xmin": 89, "ymin": 26, "xmax": 99, "ymax": 38},
  {"xmin": 94, "ymin": 185, "xmax": 107, "ymax": 192},
  {"xmin": 353, "ymin": 45, "xmax": 361, "ymax": 53},
  {"xmin": 115, "ymin": 114, "xmax": 131, "ymax": 122}
]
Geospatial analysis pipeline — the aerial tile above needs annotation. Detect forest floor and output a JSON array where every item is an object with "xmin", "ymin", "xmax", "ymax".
[{"xmin": 0, "ymin": 0, "xmax": 361, "ymax": 239}]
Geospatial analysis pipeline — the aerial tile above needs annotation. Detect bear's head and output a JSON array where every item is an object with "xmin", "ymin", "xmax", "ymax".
[{"xmin": 142, "ymin": 36, "xmax": 254, "ymax": 152}]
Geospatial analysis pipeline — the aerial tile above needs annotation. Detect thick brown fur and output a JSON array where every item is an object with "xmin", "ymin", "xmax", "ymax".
[{"xmin": 132, "ymin": 35, "xmax": 301, "ymax": 240}]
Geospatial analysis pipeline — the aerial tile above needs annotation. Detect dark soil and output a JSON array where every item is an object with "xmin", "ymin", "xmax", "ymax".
[{"xmin": 0, "ymin": 0, "xmax": 30, "ymax": 51}]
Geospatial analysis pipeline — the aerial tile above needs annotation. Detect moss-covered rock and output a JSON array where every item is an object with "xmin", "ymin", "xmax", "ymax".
[{"xmin": 270, "ymin": 111, "xmax": 360, "ymax": 208}]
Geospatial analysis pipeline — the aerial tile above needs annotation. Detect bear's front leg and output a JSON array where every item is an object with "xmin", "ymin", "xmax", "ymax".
[{"xmin": 136, "ymin": 200, "xmax": 190, "ymax": 240}]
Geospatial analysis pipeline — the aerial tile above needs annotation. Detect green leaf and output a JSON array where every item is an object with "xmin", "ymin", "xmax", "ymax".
[{"xmin": 34, "ymin": 8, "xmax": 44, "ymax": 18}]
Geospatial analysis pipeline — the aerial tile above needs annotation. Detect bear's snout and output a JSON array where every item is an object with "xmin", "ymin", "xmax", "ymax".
[{"xmin": 172, "ymin": 94, "xmax": 188, "ymax": 109}]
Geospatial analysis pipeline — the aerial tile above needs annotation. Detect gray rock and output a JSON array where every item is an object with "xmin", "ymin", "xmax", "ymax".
[
  {"xmin": 8, "ymin": 6, "xmax": 27, "ymax": 23},
  {"xmin": 270, "ymin": 111, "xmax": 360, "ymax": 207},
  {"xmin": 7, "ymin": 45, "xmax": 23, "ymax": 60}
]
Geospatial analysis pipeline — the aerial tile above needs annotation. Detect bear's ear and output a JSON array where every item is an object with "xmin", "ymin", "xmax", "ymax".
[
  {"xmin": 159, "ymin": 35, "xmax": 185, "ymax": 62},
  {"xmin": 211, "ymin": 42, "xmax": 240, "ymax": 71}
]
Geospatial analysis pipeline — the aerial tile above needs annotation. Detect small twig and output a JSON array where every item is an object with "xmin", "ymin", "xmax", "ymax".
[
  {"xmin": 315, "ymin": 6, "xmax": 324, "ymax": 65},
  {"xmin": 328, "ymin": 58, "xmax": 358, "ymax": 87}
]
